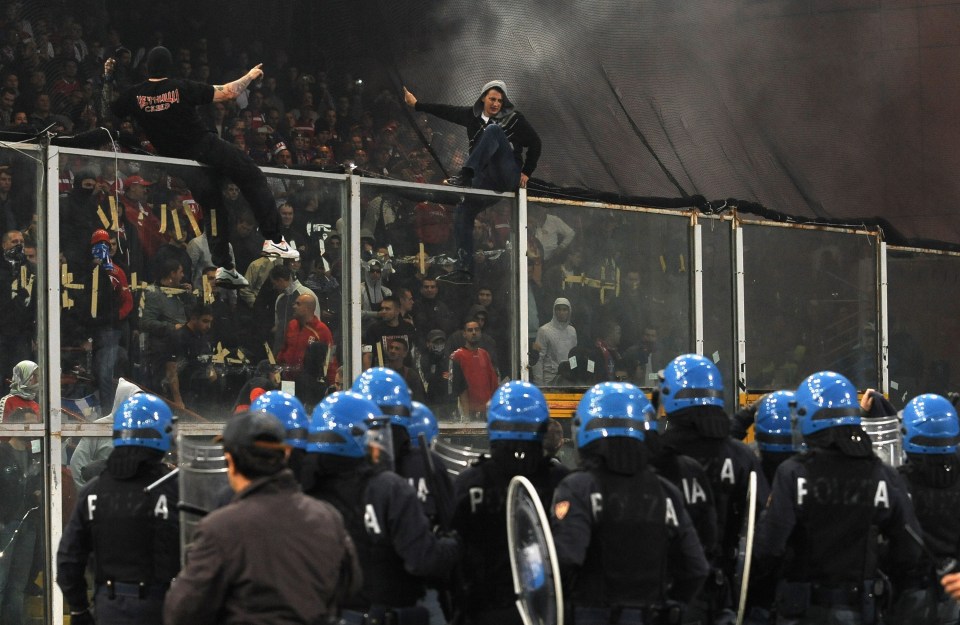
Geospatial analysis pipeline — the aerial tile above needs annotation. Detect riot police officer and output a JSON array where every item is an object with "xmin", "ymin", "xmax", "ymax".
[
  {"xmin": 452, "ymin": 380, "xmax": 569, "ymax": 625},
  {"xmin": 250, "ymin": 389, "xmax": 311, "ymax": 480},
  {"xmin": 57, "ymin": 393, "xmax": 179, "ymax": 625},
  {"xmin": 754, "ymin": 391, "xmax": 799, "ymax": 484},
  {"xmin": 551, "ymin": 382, "xmax": 709, "ymax": 625},
  {"xmin": 657, "ymin": 354, "xmax": 769, "ymax": 622},
  {"xmin": 889, "ymin": 394, "xmax": 960, "ymax": 625},
  {"xmin": 353, "ymin": 368, "xmax": 455, "ymax": 527},
  {"xmin": 753, "ymin": 371, "xmax": 922, "ymax": 625},
  {"xmin": 301, "ymin": 391, "xmax": 460, "ymax": 625}
]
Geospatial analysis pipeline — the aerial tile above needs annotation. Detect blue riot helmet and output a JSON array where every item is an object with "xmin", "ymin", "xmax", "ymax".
[
  {"xmin": 113, "ymin": 393, "xmax": 174, "ymax": 452},
  {"xmin": 574, "ymin": 382, "xmax": 653, "ymax": 448},
  {"xmin": 351, "ymin": 367, "xmax": 413, "ymax": 427},
  {"xmin": 409, "ymin": 402, "xmax": 439, "ymax": 449},
  {"xmin": 755, "ymin": 391, "xmax": 797, "ymax": 453},
  {"xmin": 794, "ymin": 371, "xmax": 860, "ymax": 436},
  {"xmin": 658, "ymin": 354, "xmax": 725, "ymax": 415},
  {"xmin": 250, "ymin": 390, "xmax": 309, "ymax": 449},
  {"xmin": 901, "ymin": 394, "xmax": 960, "ymax": 455},
  {"xmin": 488, "ymin": 381, "xmax": 550, "ymax": 442},
  {"xmin": 307, "ymin": 391, "xmax": 379, "ymax": 457}
]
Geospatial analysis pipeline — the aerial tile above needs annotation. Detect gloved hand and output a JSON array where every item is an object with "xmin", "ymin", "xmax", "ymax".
[{"xmin": 70, "ymin": 607, "xmax": 96, "ymax": 625}]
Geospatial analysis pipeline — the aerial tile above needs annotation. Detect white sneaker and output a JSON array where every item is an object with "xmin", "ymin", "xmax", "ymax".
[
  {"xmin": 262, "ymin": 238, "xmax": 300, "ymax": 259},
  {"xmin": 215, "ymin": 267, "xmax": 249, "ymax": 289}
]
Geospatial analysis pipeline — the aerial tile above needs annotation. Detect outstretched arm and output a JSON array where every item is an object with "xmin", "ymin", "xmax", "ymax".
[{"xmin": 213, "ymin": 64, "xmax": 264, "ymax": 102}]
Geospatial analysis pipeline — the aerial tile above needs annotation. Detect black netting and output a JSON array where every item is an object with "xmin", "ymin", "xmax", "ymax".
[{"xmin": 6, "ymin": 0, "xmax": 959, "ymax": 248}]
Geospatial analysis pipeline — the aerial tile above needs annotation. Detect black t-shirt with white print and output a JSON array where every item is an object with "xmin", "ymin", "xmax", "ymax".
[{"xmin": 112, "ymin": 78, "xmax": 215, "ymax": 158}]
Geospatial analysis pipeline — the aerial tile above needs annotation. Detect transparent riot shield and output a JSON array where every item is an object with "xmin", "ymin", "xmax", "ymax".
[
  {"xmin": 366, "ymin": 416, "xmax": 395, "ymax": 472},
  {"xmin": 862, "ymin": 415, "xmax": 903, "ymax": 467},
  {"xmin": 506, "ymin": 475, "xmax": 563, "ymax": 625},
  {"xmin": 177, "ymin": 434, "xmax": 229, "ymax": 563}
]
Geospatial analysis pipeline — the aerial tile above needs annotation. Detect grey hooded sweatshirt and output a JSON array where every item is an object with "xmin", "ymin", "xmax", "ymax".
[{"xmin": 534, "ymin": 297, "xmax": 578, "ymax": 386}]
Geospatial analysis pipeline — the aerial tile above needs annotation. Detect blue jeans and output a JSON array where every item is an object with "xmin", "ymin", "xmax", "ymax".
[
  {"xmin": 454, "ymin": 124, "xmax": 521, "ymax": 272},
  {"xmin": 93, "ymin": 326, "xmax": 123, "ymax": 410}
]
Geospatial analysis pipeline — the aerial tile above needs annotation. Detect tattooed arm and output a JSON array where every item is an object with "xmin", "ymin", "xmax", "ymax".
[{"xmin": 213, "ymin": 64, "xmax": 263, "ymax": 102}]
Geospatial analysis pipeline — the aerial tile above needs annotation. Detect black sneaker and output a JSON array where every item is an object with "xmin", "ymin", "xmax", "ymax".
[{"xmin": 443, "ymin": 172, "xmax": 473, "ymax": 187}]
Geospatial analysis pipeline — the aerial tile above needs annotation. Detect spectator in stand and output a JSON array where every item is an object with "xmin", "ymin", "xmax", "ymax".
[
  {"xmin": 530, "ymin": 204, "xmax": 575, "ymax": 267},
  {"xmin": 0, "ymin": 167, "xmax": 27, "ymax": 232},
  {"xmin": 413, "ymin": 276, "xmax": 456, "ymax": 337},
  {"xmin": 362, "ymin": 295, "xmax": 417, "ymax": 370},
  {"xmin": 229, "ymin": 208, "xmax": 265, "ymax": 276},
  {"xmin": 0, "ymin": 86, "xmax": 16, "ymax": 127},
  {"xmin": 79, "ymin": 229, "xmax": 133, "ymax": 410},
  {"xmin": 140, "ymin": 257, "xmax": 196, "ymax": 394},
  {"xmin": 397, "ymin": 286, "xmax": 415, "ymax": 328},
  {"xmin": 50, "ymin": 59, "xmax": 81, "ymax": 107},
  {"xmin": 445, "ymin": 305, "xmax": 500, "ymax": 374},
  {"xmin": 276, "ymin": 293, "xmax": 334, "ymax": 384},
  {"xmin": 360, "ymin": 258, "xmax": 392, "ymax": 331},
  {"xmin": 532, "ymin": 297, "xmax": 577, "ymax": 387},
  {"xmin": 448, "ymin": 319, "xmax": 498, "ymax": 421},
  {"xmin": 418, "ymin": 329, "xmax": 452, "ymax": 415},
  {"xmin": 0, "ymin": 230, "xmax": 35, "ymax": 395},
  {"xmin": 161, "ymin": 303, "xmax": 217, "ymax": 412},
  {"xmin": 28, "ymin": 92, "xmax": 72, "ymax": 132},
  {"xmin": 560, "ymin": 317, "xmax": 623, "ymax": 385},
  {"xmin": 277, "ymin": 202, "xmax": 297, "ymax": 244},
  {"xmin": 269, "ymin": 262, "xmax": 318, "ymax": 354},
  {"xmin": 383, "ymin": 337, "xmax": 427, "ymax": 402},
  {"xmin": 119, "ymin": 174, "xmax": 168, "ymax": 276}
]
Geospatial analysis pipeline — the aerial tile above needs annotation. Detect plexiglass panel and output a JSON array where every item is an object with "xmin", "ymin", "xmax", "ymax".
[
  {"xmin": 56, "ymin": 151, "xmax": 348, "ymax": 423},
  {"xmin": 527, "ymin": 202, "xmax": 692, "ymax": 390},
  {"xmin": 0, "ymin": 143, "xmax": 45, "ymax": 623},
  {"xmin": 701, "ymin": 217, "xmax": 737, "ymax": 410},
  {"xmin": 742, "ymin": 225, "xmax": 879, "ymax": 391},
  {"xmin": 887, "ymin": 249, "xmax": 960, "ymax": 407},
  {"xmin": 357, "ymin": 180, "xmax": 518, "ymax": 424}
]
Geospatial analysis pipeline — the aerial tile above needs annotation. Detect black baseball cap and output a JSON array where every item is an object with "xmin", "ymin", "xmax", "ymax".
[{"xmin": 217, "ymin": 412, "xmax": 288, "ymax": 454}]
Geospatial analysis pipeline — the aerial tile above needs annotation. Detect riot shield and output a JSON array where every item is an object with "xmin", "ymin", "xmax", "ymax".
[
  {"xmin": 177, "ymin": 434, "xmax": 229, "ymax": 564},
  {"xmin": 366, "ymin": 416, "xmax": 395, "ymax": 471},
  {"xmin": 506, "ymin": 475, "xmax": 564, "ymax": 625},
  {"xmin": 862, "ymin": 415, "xmax": 903, "ymax": 467},
  {"xmin": 734, "ymin": 471, "xmax": 758, "ymax": 625}
]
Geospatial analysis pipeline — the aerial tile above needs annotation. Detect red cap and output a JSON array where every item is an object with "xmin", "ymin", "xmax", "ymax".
[
  {"xmin": 125, "ymin": 175, "xmax": 152, "ymax": 186},
  {"xmin": 90, "ymin": 229, "xmax": 110, "ymax": 245}
]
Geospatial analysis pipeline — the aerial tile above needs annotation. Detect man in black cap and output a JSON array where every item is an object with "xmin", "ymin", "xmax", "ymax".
[
  {"xmin": 164, "ymin": 411, "xmax": 361, "ymax": 624},
  {"xmin": 101, "ymin": 46, "xmax": 297, "ymax": 289}
]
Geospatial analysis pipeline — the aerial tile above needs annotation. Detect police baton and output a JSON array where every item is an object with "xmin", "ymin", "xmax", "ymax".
[{"xmin": 143, "ymin": 466, "xmax": 179, "ymax": 493}]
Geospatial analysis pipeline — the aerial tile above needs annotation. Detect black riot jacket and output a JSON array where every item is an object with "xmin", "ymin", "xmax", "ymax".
[
  {"xmin": 303, "ymin": 459, "xmax": 459, "ymax": 608},
  {"xmin": 56, "ymin": 450, "xmax": 179, "ymax": 610}
]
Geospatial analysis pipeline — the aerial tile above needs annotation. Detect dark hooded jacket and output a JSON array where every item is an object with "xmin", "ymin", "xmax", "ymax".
[{"xmin": 415, "ymin": 80, "xmax": 542, "ymax": 177}]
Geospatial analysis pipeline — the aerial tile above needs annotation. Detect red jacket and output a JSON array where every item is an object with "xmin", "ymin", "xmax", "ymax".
[{"xmin": 277, "ymin": 316, "xmax": 335, "ymax": 382}]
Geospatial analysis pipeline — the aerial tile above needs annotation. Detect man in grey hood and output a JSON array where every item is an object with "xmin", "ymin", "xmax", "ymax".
[
  {"xmin": 404, "ymin": 81, "xmax": 542, "ymax": 278},
  {"xmin": 68, "ymin": 378, "xmax": 142, "ymax": 488},
  {"xmin": 532, "ymin": 297, "xmax": 578, "ymax": 386}
]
